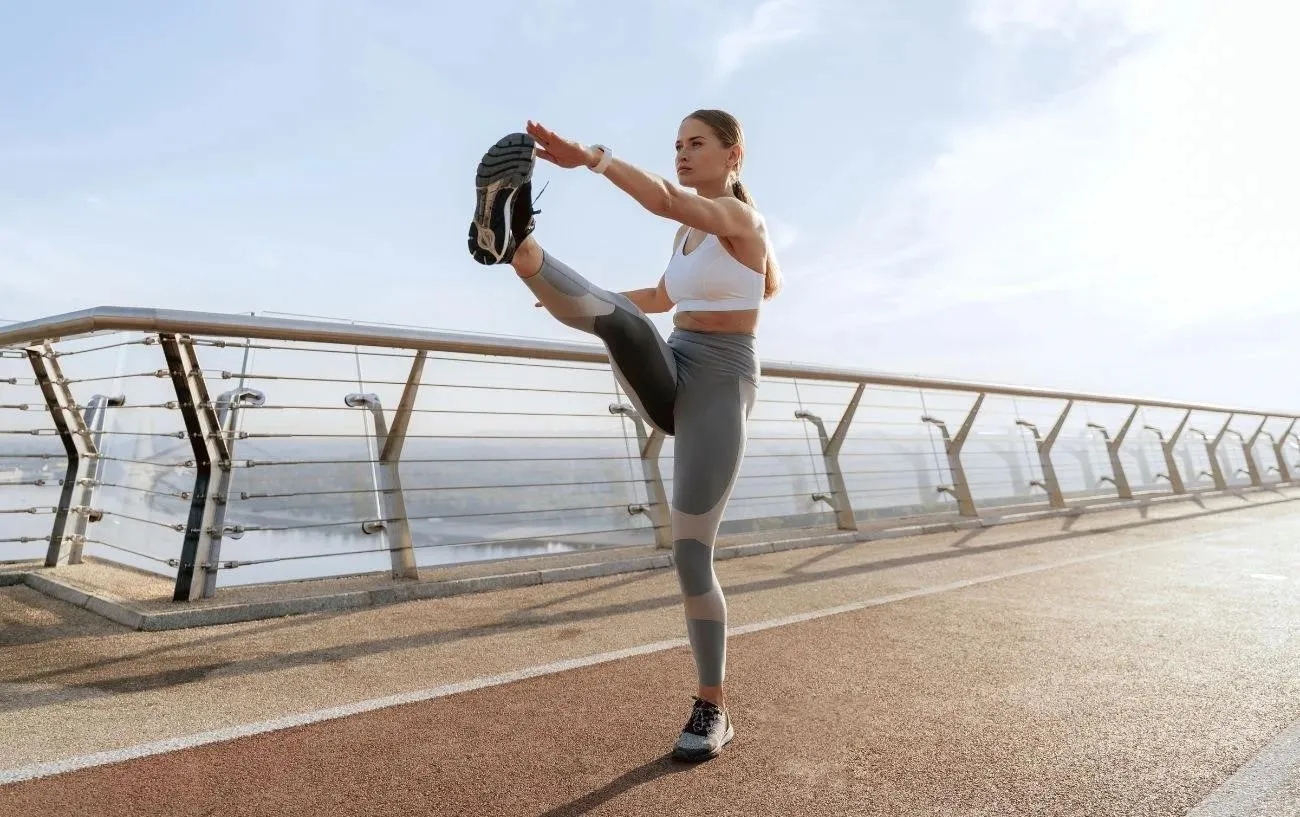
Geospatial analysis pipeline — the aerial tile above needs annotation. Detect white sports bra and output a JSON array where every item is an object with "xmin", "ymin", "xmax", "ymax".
[{"xmin": 663, "ymin": 230, "xmax": 765, "ymax": 312}]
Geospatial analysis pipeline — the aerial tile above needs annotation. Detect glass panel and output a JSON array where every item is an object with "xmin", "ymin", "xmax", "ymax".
[
  {"xmin": 52, "ymin": 333, "xmax": 194, "ymax": 574},
  {"xmin": 0, "ymin": 348, "xmax": 63, "ymax": 560}
]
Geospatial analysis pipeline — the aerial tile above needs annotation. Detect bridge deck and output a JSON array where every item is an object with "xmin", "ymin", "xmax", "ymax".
[{"xmin": 3, "ymin": 489, "xmax": 1300, "ymax": 815}]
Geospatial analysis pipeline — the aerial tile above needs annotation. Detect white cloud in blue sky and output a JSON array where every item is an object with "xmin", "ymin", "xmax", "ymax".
[
  {"xmin": 2, "ymin": 0, "xmax": 1298, "ymax": 409},
  {"xmin": 713, "ymin": 0, "xmax": 818, "ymax": 81}
]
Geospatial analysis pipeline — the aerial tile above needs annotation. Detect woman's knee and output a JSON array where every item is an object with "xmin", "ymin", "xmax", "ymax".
[{"xmin": 672, "ymin": 539, "xmax": 718, "ymax": 595}]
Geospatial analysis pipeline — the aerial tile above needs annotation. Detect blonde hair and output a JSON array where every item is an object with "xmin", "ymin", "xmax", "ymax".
[{"xmin": 685, "ymin": 108, "xmax": 782, "ymax": 300}]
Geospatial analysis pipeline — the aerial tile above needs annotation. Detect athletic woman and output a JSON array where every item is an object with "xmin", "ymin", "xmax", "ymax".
[{"xmin": 467, "ymin": 109, "xmax": 781, "ymax": 762}]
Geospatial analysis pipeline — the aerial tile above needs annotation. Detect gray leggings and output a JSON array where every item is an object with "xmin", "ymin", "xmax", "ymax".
[{"xmin": 523, "ymin": 252, "xmax": 758, "ymax": 688}]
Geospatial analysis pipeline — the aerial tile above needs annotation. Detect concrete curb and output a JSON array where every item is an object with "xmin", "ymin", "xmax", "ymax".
[
  {"xmin": 9, "ymin": 484, "xmax": 1298, "ymax": 632},
  {"xmin": 9, "ymin": 529, "xmax": 858, "ymax": 632}
]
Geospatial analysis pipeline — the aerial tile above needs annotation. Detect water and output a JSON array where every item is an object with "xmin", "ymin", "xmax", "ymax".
[{"xmin": 0, "ymin": 435, "xmax": 1199, "ymax": 584}]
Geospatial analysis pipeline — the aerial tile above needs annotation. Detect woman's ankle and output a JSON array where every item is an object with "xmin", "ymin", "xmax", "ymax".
[
  {"xmin": 697, "ymin": 685, "xmax": 725, "ymax": 709},
  {"xmin": 511, "ymin": 236, "xmax": 543, "ymax": 278}
]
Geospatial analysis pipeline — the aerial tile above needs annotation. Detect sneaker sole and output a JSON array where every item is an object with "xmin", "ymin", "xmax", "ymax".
[
  {"xmin": 468, "ymin": 132, "xmax": 536, "ymax": 265},
  {"xmin": 671, "ymin": 722, "xmax": 735, "ymax": 763}
]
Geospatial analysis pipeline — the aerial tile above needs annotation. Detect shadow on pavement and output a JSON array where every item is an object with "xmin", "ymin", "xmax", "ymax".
[{"xmin": 534, "ymin": 752, "xmax": 697, "ymax": 816}]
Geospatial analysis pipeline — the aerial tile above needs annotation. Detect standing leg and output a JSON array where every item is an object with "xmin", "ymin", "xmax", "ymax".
[
  {"xmin": 669, "ymin": 366, "xmax": 757, "ymax": 762},
  {"xmin": 511, "ymin": 237, "xmax": 677, "ymax": 435}
]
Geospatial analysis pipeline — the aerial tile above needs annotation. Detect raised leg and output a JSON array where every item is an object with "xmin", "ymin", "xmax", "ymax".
[{"xmin": 513, "ymin": 236, "xmax": 678, "ymax": 435}]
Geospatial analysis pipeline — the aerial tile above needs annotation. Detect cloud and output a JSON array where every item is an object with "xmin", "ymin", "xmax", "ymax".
[
  {"xmin": 714, "ymin": 0, "xmax": 816, "ymax": 81},
  {"xmin": 968, "ymin": 0, "xmax": 1166, "ymax": 40},
  {"xmin": 802, "ymin": 0, "xmax": 1300, "ymax": 338}
]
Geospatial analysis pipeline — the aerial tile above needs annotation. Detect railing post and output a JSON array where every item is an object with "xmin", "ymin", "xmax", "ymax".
[
  {"xmin": 345, "ymin": 350, "xmax": 424, "ymax": 580},
  {"xmin": 795, "ymin": 382, "xmax": 864, "ymax": 531},
  {"xmin": 159, "ymin": 333, "xmax": 228, "ymax": 601},
  {"xmin": 922, "ymin": 392, "xmax": 984, "ymax": 517},
  {"xmin": 610, "ymin": 403, "xmax": 672, "ymax": 549},
  {"xmin": 1237, "ymin": 416, "xmax": 1269, "ymax": 488},
  {"xmin": 1144, "ymin": 409, "xmax": 1190, "ymax": 495},
  {"xmin": 1016, "ymin": 399, "xmax": 1072, "ymax": 509},
  {"xmin": 1087, "ymin": 405, "xmax": 1139, "ymax": 499},
  {"xmin": 25, "ymin": 343, "xmax": 99, "ymax": 567},
  {"xmin": 1265, "ymin": 418, "xmax": 1298, "ymax": 483},
  {"xmin": 1189, "ymin": 414, "xmax": 1233, "ymax": 491},
  {"xmin": 201, "ymin": 386, "xmax": 265, "ymax": 595},
  {"xmin": 70, "ymin": 393, "xmax": 126, "ymax": 553}
]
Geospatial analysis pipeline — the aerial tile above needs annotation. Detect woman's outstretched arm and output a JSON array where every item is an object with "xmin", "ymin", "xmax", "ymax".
[{"xmin": 525, "ymin": 121, "xmax": 761, "ymax": 240}]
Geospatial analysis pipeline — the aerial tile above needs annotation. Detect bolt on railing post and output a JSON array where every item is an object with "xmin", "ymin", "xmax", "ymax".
[
  {"xmin": 795, "ymin": 382, "xmax": 864, "ymax": 531},
  {"xmin": 24, "ymin": 342, "xmax": 99, "ymax": 567},
  {"xmin": 1144, "ymin": 409, "xmax": 1190, "ymax": 495},
  {"xmin": 1015, "ymin": 399, "xmax": 1072, "ymax": 509},
  {"xmin": 159, "ymin": 333, "xmax": 230, "ymax": 602},
  {"xmin": 1267, "ymin": 418, "xmax": 1298, "ymax": 483},
  {"xmin": 345, "ymin": 350, "xmax": 425, "ymax": 581},
  {"xmin": 921, "ymin": 392, "xmax": 984, "ymax": 517},
  {"xmin": 610, "ymin": 403, "xmax": 672, "ymax": 549},
  {"xmin": 1086, "ymin": 405, "xmax": 1139, "ymax": 499},
  {"xmin": 1239, "ymin": 416, "xmax": 1269, "ymax": 488}
]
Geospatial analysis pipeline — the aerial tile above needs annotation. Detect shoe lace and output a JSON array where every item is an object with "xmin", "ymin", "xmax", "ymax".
[
  {"xmin": 687, "ymin": 697, "xmax": 722, "ymax": 735},
  {"xmin": 530, "ymin": 180, "xmax": 550, "ymax": 215}
]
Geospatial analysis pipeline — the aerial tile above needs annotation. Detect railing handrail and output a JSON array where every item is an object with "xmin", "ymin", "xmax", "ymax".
[{"xmin": 0, "ymin": 306, "xmax": 1293, "ymax": 418}]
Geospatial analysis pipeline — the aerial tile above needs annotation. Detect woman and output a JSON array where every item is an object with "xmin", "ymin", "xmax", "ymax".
[{"xmin": 467, "ymin": 109, "xmax": 780, "ymax": 762}]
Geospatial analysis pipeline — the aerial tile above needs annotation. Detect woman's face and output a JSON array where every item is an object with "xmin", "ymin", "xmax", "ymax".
[{"xmin": 675, "ymin": 118, "xmax": 738, "ymax": 189}]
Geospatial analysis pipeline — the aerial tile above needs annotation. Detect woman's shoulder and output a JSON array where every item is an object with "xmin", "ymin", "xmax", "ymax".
[{"xmin": 729, "ymin": 197, "xmax": 766, "ymax": 229}]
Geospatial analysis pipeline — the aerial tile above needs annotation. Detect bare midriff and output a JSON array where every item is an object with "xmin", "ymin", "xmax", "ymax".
[{"xmin": 674, "ymin": 309, "xmax": 759, "ymax": 335}]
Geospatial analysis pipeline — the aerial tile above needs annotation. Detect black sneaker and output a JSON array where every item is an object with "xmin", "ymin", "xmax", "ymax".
[
  {"xmin": 468, "ymin": 132, "xmax": 540, "ymax": 265},
  {"xmin": 672, "ymin": 696, "xmax": 735, "ymax": 762}
]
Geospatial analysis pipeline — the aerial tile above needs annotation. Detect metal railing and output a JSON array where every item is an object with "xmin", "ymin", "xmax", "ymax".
[{"xmin": 2, "ymin": 307, "xmax": 1296, "ymax": 603}]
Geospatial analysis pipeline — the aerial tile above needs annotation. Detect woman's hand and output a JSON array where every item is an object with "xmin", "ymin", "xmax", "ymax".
[{"xmin": 527, "ymin": 120, "xmax": 596, "ymax": 170}]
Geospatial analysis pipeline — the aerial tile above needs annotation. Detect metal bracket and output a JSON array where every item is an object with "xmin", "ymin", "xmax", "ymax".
[
  {"xmin": 1189, "ymin": 414, "xmax": 1233, "ymax": 490},
  {"xmin": 921, "ymin": 392, "xmax": 984, "ymax": 517},
  {"xmin": 1236, "ymin": 416, "xmax": 1269, "ymax": 487},
  {"xmin": 1143, "ymin": 409, "xmax": 1190, "ymax": 495},
  {"xmin": 25, "ymin": 342, "xmax": 98, "ymax": 567},
  {"xmin": 1086, "ymin": 405, "xmax": 1139, "ymax": 499},
  {"xmin": 794, "ymin": 382, "xmax": 864, "ymax": 531},
  {"xmin": 193, "ymin": 385, "xmax": 266, "ymax": 593},
  {"xmin": 610, "ymin": 403, "xmax": 671, "ymax": 549},
  {"xmin": 345, "ymin": 350, "xmax": 425, "ymax": 580},
  {"xmin": 69, "ymin": 393, "xmax": 127, "ymax": 553},
  {"xmin": 1264, "ymin": 418, "xmax": 1298, "ymax": 483},
  {"xmin": 1015, "ymin": 399, "xmax": 1072, "ymax": 509}
]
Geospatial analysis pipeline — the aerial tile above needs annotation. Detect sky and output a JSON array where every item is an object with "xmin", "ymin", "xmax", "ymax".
[{"xmin": 2, "ymin": 0, "xmax": 1298, "ymax": 411}]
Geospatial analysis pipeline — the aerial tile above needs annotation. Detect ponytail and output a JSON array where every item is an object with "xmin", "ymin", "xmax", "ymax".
[{"xmin": 732, "ymin": 177, "xmax": 782, "ymax": 300}]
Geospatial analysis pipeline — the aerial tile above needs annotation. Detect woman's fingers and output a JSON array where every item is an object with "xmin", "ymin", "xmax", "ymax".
[
  {"xmin": 526, "ymin": 120, "xmax": 549, "ymax": 140},
  {"xmin": 528, "ymin": 121, "xmax": 576, "ymax": 167},
  {"xmin": 528, "ymin": 120, "xmax": 563, "ymax": 147}
]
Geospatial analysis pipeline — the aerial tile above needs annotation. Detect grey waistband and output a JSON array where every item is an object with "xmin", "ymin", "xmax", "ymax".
[{"xmin": 668, "ymin": 328, "xmax": 760, "ymax": 383}]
